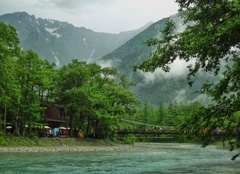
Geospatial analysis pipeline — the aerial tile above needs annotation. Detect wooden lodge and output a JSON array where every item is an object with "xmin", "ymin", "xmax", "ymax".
[{"xmin": 41, "ymin": 104, "xmax": 66, "ymax": 128}]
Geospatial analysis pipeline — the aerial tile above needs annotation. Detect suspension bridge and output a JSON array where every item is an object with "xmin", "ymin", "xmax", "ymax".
[
  {"xmin": 117, "ymin": 119, "xmax": 234, "ymax": 137},
  {"xmin": 117, "ymin": 119, "xmax": 182, "ymax": 135}
]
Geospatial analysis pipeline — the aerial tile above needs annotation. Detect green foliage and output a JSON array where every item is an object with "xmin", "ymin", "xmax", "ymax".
[
  {"xmin": 15, "ymin": 50, "xmax": 52, "ymax": 135},
  {"xmin": 0, "ymin": 21, "xmax": 140, "ymax": 140},
  {"xmin": 0, "ymin": 21, "xmax": 59, "ymax": 135},
  {"xmin": 134, "ymin": 0, "xmax": 240, "ymax": 159},
  {"xmin": 0, "ymin": 136, "xmax": 117, "ymax": 147},
  {"xmin": 0, "ymin": 22, "xmax": 20, "ymax": 60},
  {"xmin": 131, "ymin": 101, "xmax": 204, "ymax": 129},
  {"xmin": 134, "ymin": 0, "xmax": 240, "ymax": 86},
  {"xmin": 55, "ymin": 59, "xmax": 140, "ymax": 139},
  {"xmin": 122, "ymin": 134, "xmax": 136, "ymax": 144},
  {"xmin": 0, "ymin": 22, "xmax": 21, "ymax": 131}
]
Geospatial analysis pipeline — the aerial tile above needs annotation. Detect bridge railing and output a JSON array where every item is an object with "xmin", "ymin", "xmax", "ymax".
[{"xmin": 121, "ymin": 119, "xmax": 175, "ymax": 130}]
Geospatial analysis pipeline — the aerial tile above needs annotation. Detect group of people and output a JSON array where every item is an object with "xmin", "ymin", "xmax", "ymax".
[
  {"xmin": 45, "ymin": 128, "xmax": 67, "ymax": 137},
  {"xmin": 151, "ymin": 126, "xmax": 164, "ymax": 132},
  {"xmin": 117, "ymin": 125, "xmax": 165, "ymax": 133}
]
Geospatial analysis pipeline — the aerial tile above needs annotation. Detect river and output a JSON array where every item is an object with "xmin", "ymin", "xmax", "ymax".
[{"xmin": 0, "ymin": 143, "xmax": 239, "ymax": 174}]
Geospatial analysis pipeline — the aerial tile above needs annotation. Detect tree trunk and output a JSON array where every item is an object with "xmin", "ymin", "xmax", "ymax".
[
  {"xmin": 14, "ymin": 108, "xmax": 20, "ymax": 135},
  {"xmin": 4, "ymin": 104, "xmax": 6, "ymax": 131},
  {"xmin": 85, "ymin": 114, "xmax": 91, "ymax": 138},
  {"xmin": 69, "ymin": 112, "xmax": 74, "ymax": 137},
  {"xmin": 95, "ymin": 119, "xmax": 99, "ymax": 138},
  {"xmin": 22, "ymin": 122, "xmax": 26, "ymax": 136}
]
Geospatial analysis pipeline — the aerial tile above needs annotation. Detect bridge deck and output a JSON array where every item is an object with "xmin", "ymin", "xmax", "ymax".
[
  {"xmin": 117, "ymin": 130, "xmax": 237, "ymax": 136},
  {"xmin": 117, "ymin": 130, "xmax": 182, "ymax": 135}
]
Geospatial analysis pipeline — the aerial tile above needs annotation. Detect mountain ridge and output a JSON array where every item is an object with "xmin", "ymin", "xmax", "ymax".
[{"xmin": 0, "ymin": 11, "xmax": 151, "ymax": 66}]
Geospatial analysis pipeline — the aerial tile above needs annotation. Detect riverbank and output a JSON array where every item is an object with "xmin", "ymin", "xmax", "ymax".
[
  {"xmin": 0, "ymin": 136, "xmax": 138, "ymax": 152},
  {"xmin": 0, "ymin": 141, "xmax": 229, "ymax": 153},
  {"xmin": 0, "ymin": 142, "xmax": 196, "ymax": 153},
  {"xmin": 0, "ymin": 134, "xmax": 231, "ymax": 153},
  {"xmin": 0, "ymin": 144, "xmax": 137, "ymax": 153}
]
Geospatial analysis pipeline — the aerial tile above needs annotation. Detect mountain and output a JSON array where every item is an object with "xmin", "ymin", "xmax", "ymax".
[
  {"xmin": 98, "ymin": 14, "xmax": 215, "ymax": 106},
  {"xmin": 0, "ymin": 12, "xmax": 151, "ymax": 66}
]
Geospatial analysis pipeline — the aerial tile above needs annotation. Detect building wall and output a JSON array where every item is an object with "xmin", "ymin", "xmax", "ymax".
[{"xmin": 45, "ymin": 105, "xmax": 61, "ymax": 119}]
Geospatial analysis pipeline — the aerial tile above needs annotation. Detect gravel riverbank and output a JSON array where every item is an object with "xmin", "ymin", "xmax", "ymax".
[
  {"xmin": 0, "ymin": 142, "xmax": 186, "ymax": 153},
  {"xmin": 0, "ymin": 144, "xmax": 138, "ymax": 153},
  {"xmin": 0, "ymin": 142, "xmax": 227, "ymax": 153}
]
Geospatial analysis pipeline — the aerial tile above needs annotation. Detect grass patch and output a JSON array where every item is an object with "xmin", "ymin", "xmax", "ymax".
[{"xmin": 0, "ymin": 134, "xmax": 115, "ymax": 147}]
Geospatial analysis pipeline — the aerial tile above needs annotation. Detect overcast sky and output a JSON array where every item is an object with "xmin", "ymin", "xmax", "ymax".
[{"xmin": 0, "ymin": 0, "xmax": 179, "ymax": 33}]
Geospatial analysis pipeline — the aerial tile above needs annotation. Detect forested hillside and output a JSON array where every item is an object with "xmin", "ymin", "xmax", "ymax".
[{"xmin": 99, "ymin": 15, "xmax": 218, "ymax": 106}]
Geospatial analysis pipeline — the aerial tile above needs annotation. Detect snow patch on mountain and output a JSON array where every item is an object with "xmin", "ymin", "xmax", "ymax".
[
  {"xmin": 51, "ymin": 50, "xmax": 60, "ymax": 67},
  {"xmin": 83, "ymin": 38, "xmax": 87, "ymax": 45},
  {"xmin": 48, "ymin": 20, "xmax": 54, "ymax": 24},
  {"xmin": 35, "ymin": 19, "xmax": 39, "ymax": 25},
  {"xmin": 45, "ymin": 27, "xmax": 62, "ymax": 38},
  {"xmin": 37, "ymin": 27, "xmax": 40, "ymax": 33},
  {"xmin": 90, "ymin": 49, "xmax": 95, "ymax": 57}
]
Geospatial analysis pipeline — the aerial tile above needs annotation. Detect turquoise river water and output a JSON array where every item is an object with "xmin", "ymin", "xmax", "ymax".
[{"xmin": 0, "ymin": 143, "xmax": 239, "ymax": 174}]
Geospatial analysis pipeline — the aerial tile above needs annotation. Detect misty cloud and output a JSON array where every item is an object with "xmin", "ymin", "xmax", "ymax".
[
  {"xmin": 138, "ymin": 58, "xmax": 193, "ymax": 84},
  {"xmin": 97, "ymin": 59, "xmax": 115, "ymax": 68},
  {"xmin": 172, "ymin": 89, "xmax": 188, "ymax": 103}
]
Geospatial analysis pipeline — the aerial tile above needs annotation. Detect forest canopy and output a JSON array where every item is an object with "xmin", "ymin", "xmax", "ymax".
[{"xmin": 0, "ymin": 21, "xmax": 141, "ymax": 140}]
